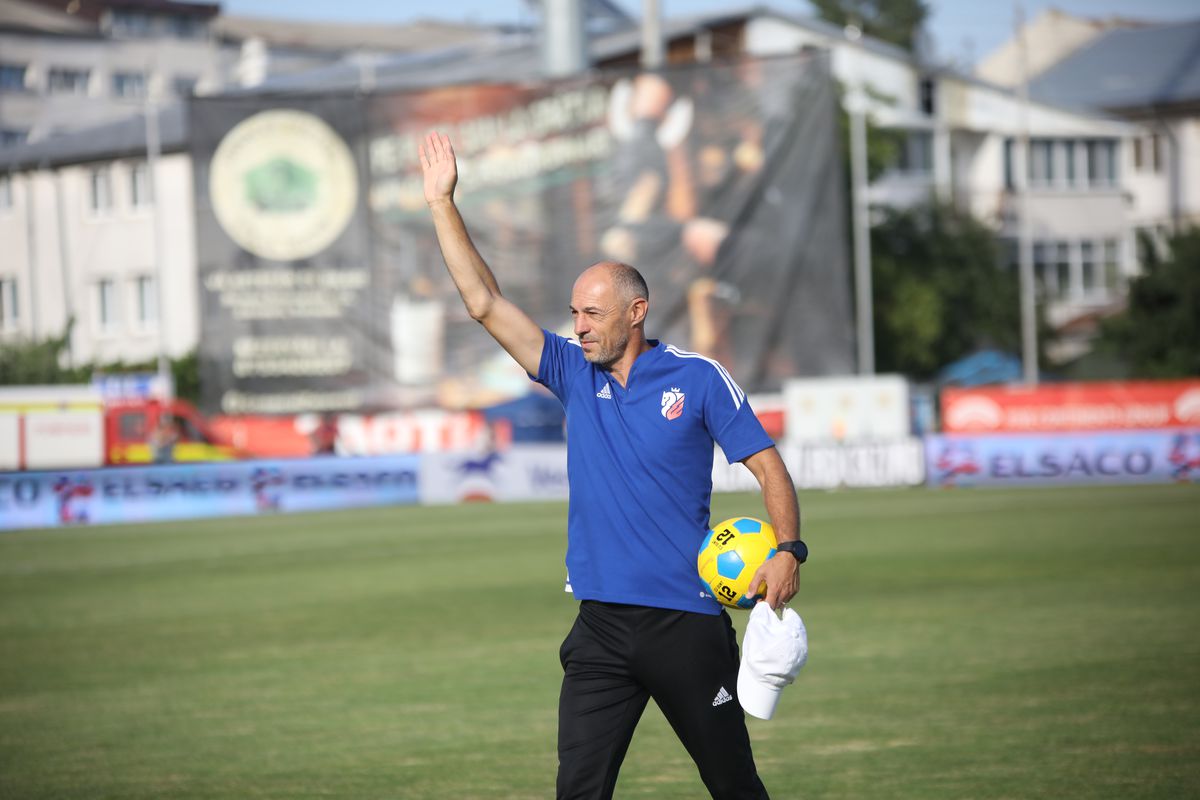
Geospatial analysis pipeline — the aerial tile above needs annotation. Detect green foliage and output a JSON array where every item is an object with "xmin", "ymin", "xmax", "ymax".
[
  {"xmin": 0, "ymin": 321, "xmax": 89, "ymax": 385},
  {"xmin": 837, "ymin": 102, "xmax": 905, "ymax": 183},
  {"xmin": 871, "ymin": 202, "xmax": 1024, "ymax": 379},
  {"xmin": 0, "ymin": 322, "xmax": 201, "ymax": 403},
  {"xmin": 1097, "ymin": 227, "xmax": 1200, "ymax": 378},
  {"xmin": 811, "ymin": 0, "xmax": 930, "ymax": 51}
]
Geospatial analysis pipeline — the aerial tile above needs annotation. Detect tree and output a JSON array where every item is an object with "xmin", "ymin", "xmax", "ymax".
[
  {"xmin": 810, "ymin": 0, "xmax": 930, "ymax": 52},
  {"xmin": 1097, "ymin": 228, "xmax": 1200, "ymax": 378},
  {"xmin": 0, "ymin": 321, "xmax": 89, "ymax": 385},
  {"xmin": 870, "ymin": 202, "xmax": 1025, "ymax": 380},
  {"xmin": 0, "ymin": 320, "xmax": 201, "ymax": 403}
]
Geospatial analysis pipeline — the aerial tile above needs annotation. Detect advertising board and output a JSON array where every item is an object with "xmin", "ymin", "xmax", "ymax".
[
  {"xmin": 925, "ymin": 430, "xmax": 1200, "ymax": 487},
  {"xmin": 0, "ymin": 456, "xmax": 420, "ymax": 531},
  {"xmin": 941, "ymin": 381, "xmax": 1200, "ymax": 433}
]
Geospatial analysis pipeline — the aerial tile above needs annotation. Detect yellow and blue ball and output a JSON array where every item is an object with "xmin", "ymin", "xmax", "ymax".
[{"xmin": 697, "ymin": 516, "xmax": 778, "ymax": 609}]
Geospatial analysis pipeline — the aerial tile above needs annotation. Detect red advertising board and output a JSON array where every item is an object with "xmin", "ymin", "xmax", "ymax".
[{"xmin": 941, "ymin": 381, "xmax": 1200, "ymax": 433}]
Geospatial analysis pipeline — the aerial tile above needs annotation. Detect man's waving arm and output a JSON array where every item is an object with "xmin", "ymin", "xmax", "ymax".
[{"xmin": 419, "ymin": 132, "xmax": 544, "ymax": 376}]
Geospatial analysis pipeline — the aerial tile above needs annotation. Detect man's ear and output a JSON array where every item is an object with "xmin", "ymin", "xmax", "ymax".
[{"xmin": 629, "ymin": 297, "xmax": 648, "ymax": 327}]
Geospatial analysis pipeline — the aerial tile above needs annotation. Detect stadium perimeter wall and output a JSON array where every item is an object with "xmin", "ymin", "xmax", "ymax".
[{"xmin": 2, "ymin": 433, "xmax": 1197, "ymax": 531}]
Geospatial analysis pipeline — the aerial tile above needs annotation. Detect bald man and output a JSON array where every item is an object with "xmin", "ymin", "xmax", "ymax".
[{"xmin": 420, "ymin": 132, "xmax": 805, "ymax": 800}]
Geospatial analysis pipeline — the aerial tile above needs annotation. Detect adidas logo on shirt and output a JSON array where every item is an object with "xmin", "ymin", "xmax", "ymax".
[
  {"xmin": 712, "ymin": 687, "xmax": 733, "ymax": 707},
  {"xmin": 596, "ymin": 383, "xmax": 612, "ymax": 400}
]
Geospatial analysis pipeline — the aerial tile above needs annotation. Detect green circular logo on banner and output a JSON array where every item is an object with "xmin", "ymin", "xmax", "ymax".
[{"xmin": 209, "ymin": 110, "xmax": 358, "ymax": 262}]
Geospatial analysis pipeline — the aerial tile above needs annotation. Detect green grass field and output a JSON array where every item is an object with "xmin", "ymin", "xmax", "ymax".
[{"xmin": 1, "ymin": 484, "xmax": 1198, "ymax": 799}]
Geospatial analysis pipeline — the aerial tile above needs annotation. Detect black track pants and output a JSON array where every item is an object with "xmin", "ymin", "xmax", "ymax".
[{"xmin": 556, "ymin": 600, "xmax": 769, "ymax": 800}]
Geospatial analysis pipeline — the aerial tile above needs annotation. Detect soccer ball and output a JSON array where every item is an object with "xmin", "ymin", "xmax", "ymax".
[{"xmin": 698, "ymin": 516, "xmax": 778, "ymax": 609}]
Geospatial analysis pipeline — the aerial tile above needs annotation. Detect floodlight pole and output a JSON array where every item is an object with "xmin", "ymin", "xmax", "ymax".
[
  {"xmin": 641, "ymin": 0, "xmax": 663, "ymax": 69},
  {"xmin": 1014, "ymin": 2, "xmax": 1039, "ymax": 385},
  {"xmin": 144, "ymin": 80, "xmax": 173, "ymax": 402},
  {"xmin": 846, "ymin": 26, "xmax": 875, "ymax": 375},
  {"xmin": 542, "ymin": 0, "xmax": 587, "ymax": 77}
]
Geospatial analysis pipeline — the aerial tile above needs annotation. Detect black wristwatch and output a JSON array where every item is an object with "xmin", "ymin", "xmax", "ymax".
[{"xmin": 776, "ymin": 539, "xmax": 808, "ymax": 564}]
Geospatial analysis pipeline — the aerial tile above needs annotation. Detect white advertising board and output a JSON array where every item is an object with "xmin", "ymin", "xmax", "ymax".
[
  {"xmin": 420, "ymin": 445, "xmax": 569, "ymax": 505},
  {"xmin": 783, "ymin": 375, "xmax": 910, "ymax": 443},
  {"xmin": 713, "ymin": 439, "xmax": 926, "ymax": 492}
]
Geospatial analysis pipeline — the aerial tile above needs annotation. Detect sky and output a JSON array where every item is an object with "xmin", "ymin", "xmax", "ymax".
[{"xmin": 219, "ymin": 0, "xmax": 1198, "ymax": 67}]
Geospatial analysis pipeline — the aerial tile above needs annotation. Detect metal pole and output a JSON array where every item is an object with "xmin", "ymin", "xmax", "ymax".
[
  {"xmin": 144, "ymin": 89, "xmax": 173, "ymax": 401},
  {"xmin": 22, "ymin": 175, "xmax": 40, "ymax": 338},
  {"xmin": 641, "ymin": 0, "xmax": 663, "ymax": 69},
  {"xmin": 1014, "ymin": 2, "xmax": 1038, "ymax": 385},
  {"xmin": 542, "ymin": 0, "xmax": 587, "ymax": 77},
  {"xmin": 845, "ymin": 26, "xmax": 874, "ymax": 375}
]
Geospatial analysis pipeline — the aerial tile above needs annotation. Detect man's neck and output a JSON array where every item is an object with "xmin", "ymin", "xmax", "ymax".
[{"xmin": 606, "ymin": 336, "xmax": 653, "ymax": 388}]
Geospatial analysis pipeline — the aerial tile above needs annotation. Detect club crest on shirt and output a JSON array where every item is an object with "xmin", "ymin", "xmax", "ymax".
[{"xmin": 661, "ymin": 387, "xmax": 685, "ymax": 420}]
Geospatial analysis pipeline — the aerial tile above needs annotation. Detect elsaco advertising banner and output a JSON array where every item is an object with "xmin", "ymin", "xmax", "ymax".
[
  {"xmin": 191, "ymin": 56, "xmax": 852, "ymax": 415},
  {"xmin": 191, "ymin": 95, "xmax": 376, "ymax": 415},
  {"xmin": 925, "ymin": 430, "xmax": 1200, "ymax": 487}
]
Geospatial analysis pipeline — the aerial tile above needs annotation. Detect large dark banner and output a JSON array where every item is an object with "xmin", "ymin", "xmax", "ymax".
[
  {"xmin": 193, "ymin": 55, "xmax": 853, "ymax": 414},
  {"xmin": 191, "ymin": 94, "xmax": 379, "ymax": 414}
]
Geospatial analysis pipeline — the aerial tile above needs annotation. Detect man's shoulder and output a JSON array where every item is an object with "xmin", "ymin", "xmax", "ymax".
[{"xmin": 657, "ymin": 344, "xmax": 745, "ymax": 407}]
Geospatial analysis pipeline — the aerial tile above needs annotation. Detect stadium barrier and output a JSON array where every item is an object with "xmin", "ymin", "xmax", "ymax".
[
  {"xmin": 0, "ymin": 456, "xmax": 420, "ymax": 530},
  {"xmin": 712, "ymin": 439, "xmax": 927, "ymax": 492},
  {"xmin": 6, "ymin": 430, "xmax": 1195, "ymax": 531}
]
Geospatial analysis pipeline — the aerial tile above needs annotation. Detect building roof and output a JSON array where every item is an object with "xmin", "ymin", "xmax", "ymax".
[
  {"xmin": 16, "ymin": 0, "xmax": 218, "ymax": 23},
  {"xmin": 212, "ymin": 15, "xmax": 503, "ymax": 55},
  {"xmin": 0, "ymin": 0, "xmax": 96, "ymax": 35},
  {"xmin": 1029, "ymin": 18, "xmax": 1200, "ymax": 114},
  {"xmin": 0, "ymin": 103, "xmax": 188, "ymax": 170}
]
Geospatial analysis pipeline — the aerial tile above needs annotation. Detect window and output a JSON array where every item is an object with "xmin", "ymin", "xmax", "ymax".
[
  {"xmin": 1053, "ymin": 242, "xmax": 1071, "ymax": 299},
  {"xmin": 173, "ymin": 76, "xmax": 198, "ymax": 97},
  {"xmin": 0, "ymin": 129, "xmax": 28, "ymax": 149},
  {"xmin": 133, "ymin": 275, "xmax": 156, "ymax": 326},
  {"xmin": 919, "ymin": 77, "xmax": 935, "ymax": 116},
  {"xmin": 0, "ymin": 277, "xmax": 17, "ymax": 332},
  {"xmin": 47, "ymin": 67, "xmax": 90, "ymax": 95},
  {"xmin": 1150, "ymin": 133, "xmax": 1162, "ymax": 172},
  {"xmin": 112, "ymin": 71, "xmax": 147, "ymax": 100},
  {"xmin": 1080, "ymin": 241, "xmax": 1099, "ymax": 295},
  {"xmin": 168, "ymin": 15, "xmax": 206, "ymax": 39},
  {"xmin": 130, "ymin": 161, "xmax": 151, "ymax": 208},
  {"xmin": 1029, "ymin": 139, "xmax": 1054, "ymax": 186},
  {"xmin": 1033, "ymin": 242, "xmax": 1051, "ymax": 297},
  {"xmin": 1003, "ymin": 138, "xmax": 1014, "ymax": 190},
  {"xmin": 110, "ymin": 10, "xmax": 153, "ymax": 37},
  {"xmin": 118, "ymin": 410, "xmax": 148, "ymax": 440},
  {"xmin": 97, "ymin": 279, "xmax": 118, "ymax": 331},
  {"xmin": 0, "ymin": 174, "xmax": 12, "ymax": 210},
  {"xmin": 89, "ymin": 167, "xmax": 113, "ymax": 213},
  {"xmin": 1086, "ymin": 140, "xmax": 1117, "ymax": 186},
  {"xmin": 1133, "ymin": 137, "xmax": 1143, "ymax": 170},
  {"xmin": 0, "ymin": 63, "xmax": 27, "ymax": 92},
  {"xmin": 1064, "ymin": 141, "xmax": 1076, "ymax": 185},
  {"xmin": 1102, "ymin": 240, "xmax": 1120, "ymax": 291},
  {"xmin": 898, "ymin": 131, "xmax": 933, "ymax": 174}
]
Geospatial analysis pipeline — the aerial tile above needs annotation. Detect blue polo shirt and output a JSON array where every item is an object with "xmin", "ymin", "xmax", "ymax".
[{"xmin": 534, "ymin": 330, "xmax": 774, "ymax": 615}]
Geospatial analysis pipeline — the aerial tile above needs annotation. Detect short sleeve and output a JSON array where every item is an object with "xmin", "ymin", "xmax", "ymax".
[
  {"xmin": 532, "ymin": 329, "xmax": 585, "ymax": 402},
  {"xmin": 702, "ymin": 364, "xmax": 774, "ymax": 464}
]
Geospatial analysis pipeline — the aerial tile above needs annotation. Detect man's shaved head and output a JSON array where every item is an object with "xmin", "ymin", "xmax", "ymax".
[{"xmin": 586, "ymin": 261, "xmax": 649, "ymax": 306}]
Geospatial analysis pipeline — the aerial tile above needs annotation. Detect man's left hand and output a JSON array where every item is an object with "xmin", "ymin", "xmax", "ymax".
[{"xmin": 748, "ymin": 551, "xmax": 800, "ymax": 610}]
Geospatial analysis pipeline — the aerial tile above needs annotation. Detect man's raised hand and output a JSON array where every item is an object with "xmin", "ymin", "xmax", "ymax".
[{"xmin": 419, "ymin": 132, "xmax": 458, "ymax": 206}]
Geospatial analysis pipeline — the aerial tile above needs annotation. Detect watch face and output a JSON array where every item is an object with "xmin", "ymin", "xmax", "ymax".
[{"xmin": 782, "ymin": 541, "xmax": 807, "ymax": 562}]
